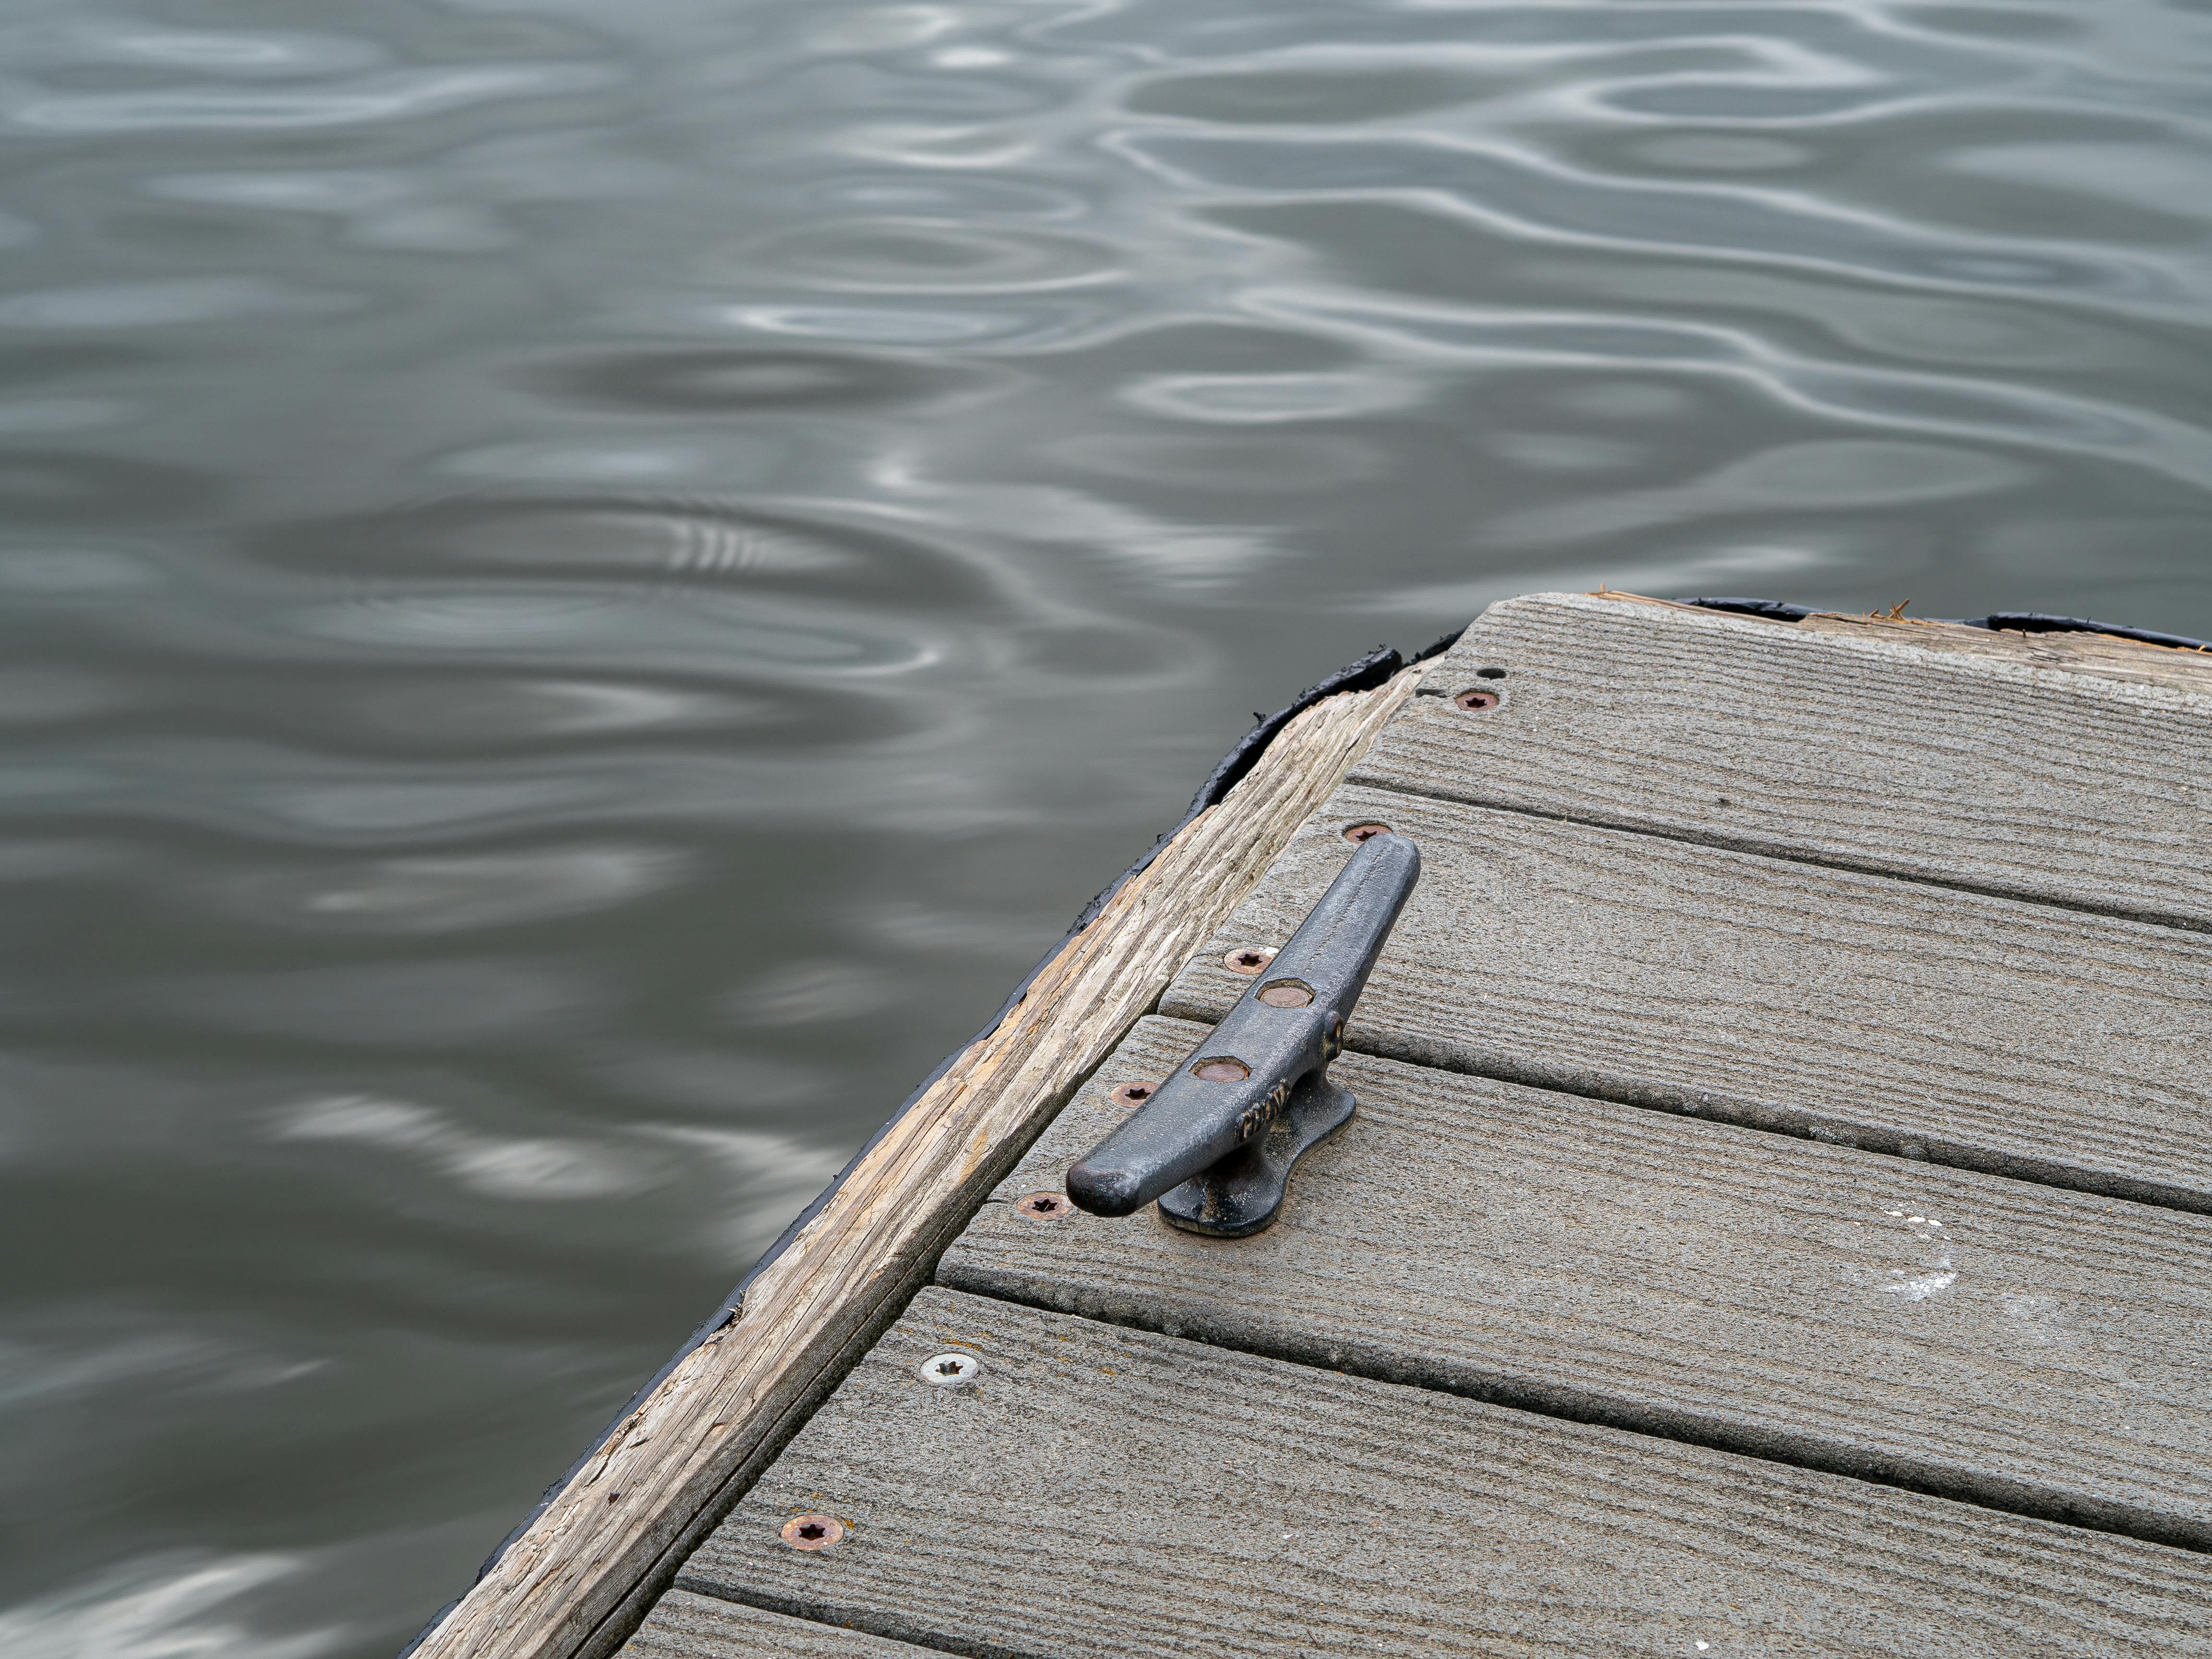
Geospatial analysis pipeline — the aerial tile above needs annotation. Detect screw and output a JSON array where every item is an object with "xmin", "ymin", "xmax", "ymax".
[
  {"xmin": 781, "ymin": 1514, "xmax": 844, "ymax": 1551},
  {"xmin": 1258, "ymin": 980, "xmax": 1314, "ymax": 1009},
  {"xmin": 1454, "ymin": 688, "xmax": 1500, "ymax": 712},
  {"xmin": 917, "ymin": 1351, "xmax": 981, "ymax": 1386},
  {"xmin": 1223, "ymin": 946, "xmax": 1276, "ymax": 975},
  {"xmin": 1109, "ymin": 1080, "xmax": 1159, "ymax": 1109},
  {"xmin": 1193, "ymin": 1058, "xmax": 1250, "ymax": 1082},
  {"xmin": 1343, "ymin": 822, "xmax": 1392, "ymax": 844},
  {"xmin": 1014, "ymin": 1191, "xmax": 1069, "ymax": 1220}
]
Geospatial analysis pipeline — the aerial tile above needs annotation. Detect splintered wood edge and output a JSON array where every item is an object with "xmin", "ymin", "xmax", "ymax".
[
  {"xmin": 408, "ymin": 662, "xmax": 1427, "ymax": 1659},
  {"xmin": 1583, "ymin": 589, "xmax": 2212, "ymax": 692}
]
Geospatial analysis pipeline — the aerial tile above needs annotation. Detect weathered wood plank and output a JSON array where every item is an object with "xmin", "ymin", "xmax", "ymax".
[
  {"xmin": 1163, "ymin": 783, "xmax": 2212, "ymax": 1211},
  {"xmin": 941, "ymin": 1016, "xmax": 2212, "ymax": 1549},
  {"xmin": 406, "ymin": 667, "xmax": 1424, "ymax": 1659},
  {"xmin": 1358, "ymin": 591, "xmax": 2212, "ymax": 928},
  {"xmin": 622, "ymin": 1591, "xmax": 934, "ymax": 1658},
  {"xmin": 684, "ymin": 1287, "xmax": 2212, "ymax": 1658}
]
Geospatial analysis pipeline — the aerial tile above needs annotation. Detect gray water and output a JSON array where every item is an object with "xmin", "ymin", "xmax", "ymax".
[{"xmin": 3, "ymin": 0, "xmax": 2210, "ymax": 1652}]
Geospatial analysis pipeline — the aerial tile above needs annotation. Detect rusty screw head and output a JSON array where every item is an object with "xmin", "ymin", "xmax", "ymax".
[
  {"xmin": 782, "ymin": 1514, "xmax": 844, "ymax": 1551},
  {"xmin": 1014, "ymin": 1191, "xmax": 1070, "ymax": 1220},
  {"xmin": 917, "ymin": 1351, "xmax": 981, "ymax": 1386},
  {"xmin": 1343, "ymin": 822, "xmax": 1393, "ymax": 844},
  {"xmin": 1223, "ymin": 946, "xmax": 1276, "ymax": 975},
  {"xmin": 1257, "ymin": 980, "xmax": 1314, "ymax": 1009},
  {"xmin": 1454, "ymin": 688, "xmax": 1501, "ymax": 712},
  {"xmin": 1109, "ymin": 1080, "xmax": 1159, "ymax": 1109},
  {"xmin": 1193, "ymin": 1057, "xmax": 1251, "ymax": 1082}
]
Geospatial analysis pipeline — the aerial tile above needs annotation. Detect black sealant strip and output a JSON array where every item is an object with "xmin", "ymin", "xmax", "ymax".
[
  {"xmin": 1973, "ymin": 611, "xmax": 2212, "ymax": 652},
  {"xmin": 1682, "ymin": 595, "xmax": 2212, "ymax": 652},
  {"xmin": 399, "ymin": 637, "xmax": 1425, "ymax": 1656},
  {"xmin": 1678, "ymin": 596, "xmax": 1819, "ymax": 623}
]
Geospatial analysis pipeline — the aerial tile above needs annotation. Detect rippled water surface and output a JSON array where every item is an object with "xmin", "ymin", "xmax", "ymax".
[{"xmin": 4, "ymin": 0, "xmax": 2212, "ymax": 1651}]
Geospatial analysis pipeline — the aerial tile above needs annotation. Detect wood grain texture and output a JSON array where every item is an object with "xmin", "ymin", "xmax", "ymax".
[
  {"xmin": 1358, "ymin": 591, "xmax": 2212, "ymax": 928},
  {"xmin": 943, "ymin": 1016, "xmax": 2212, "ymax": 1549},
  {"xmin": 685, "ymin": 1287, "xmax": 2212, "ymax": 1658},
  {"xmin": 621, "ymin": 1591, "xmax": 935, "ymax": 1658},
  {"xmin": 1163, "ymin": 783, "xmax": 2212, "ymax": 1211},
  {"xmin": 406, "ymin": 667, "xmax": 1424, "ymax": 1659}
]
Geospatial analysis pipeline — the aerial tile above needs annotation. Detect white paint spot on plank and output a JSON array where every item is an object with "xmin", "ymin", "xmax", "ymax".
[
  {"xmin": 1882, "ymin": 1253, "xmax": 1957, "ymax": 1300},
  {"xmin": 1885, "ymin": 1273, "xmax": 1956, "ymax": 1299}
]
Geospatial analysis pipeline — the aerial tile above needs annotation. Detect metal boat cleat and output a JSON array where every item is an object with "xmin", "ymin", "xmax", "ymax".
[{"xmin": 1065, "ymin": 829, "xmax": 1419, "ymax": 1237}]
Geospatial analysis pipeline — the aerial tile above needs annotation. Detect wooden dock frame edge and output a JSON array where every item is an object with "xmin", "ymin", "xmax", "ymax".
[{"xmin": 400, "ymin": 655, "xmax": 1428, "ymax": 1659}]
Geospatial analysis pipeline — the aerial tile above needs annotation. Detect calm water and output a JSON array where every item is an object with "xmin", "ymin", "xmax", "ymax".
[{"xmin": 3, "ymin": 0, "xmax": 2210, "ymax": 1652}]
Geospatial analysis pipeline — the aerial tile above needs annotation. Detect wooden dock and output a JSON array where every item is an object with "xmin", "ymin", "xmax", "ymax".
[{"xmin": 411, "ymin": 592, "xmax": 2212, "ymax": 1659}]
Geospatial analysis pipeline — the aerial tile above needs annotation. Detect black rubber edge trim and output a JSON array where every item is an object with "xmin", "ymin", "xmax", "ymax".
[
  {"xmin": 1972, "ymin": 612, "xmax": 2212, "ymax": 652},
  {"xmin": 1679, "ymin": 596, "xmax": 1817, "ymax": 622},
  {"xmin": 1679, "ymin": 595, "xmax": 2212, "ymax": 651},
  {"xmin": 1409, "ymin": 625, "xmax": 1468, "ymax": 665},
  {"xmin": 399, "ymin": 638, "xmax": 1414, "ymax": 1656}
]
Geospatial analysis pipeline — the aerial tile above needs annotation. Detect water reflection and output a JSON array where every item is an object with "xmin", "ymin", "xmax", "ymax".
[
  {"xmin": 227, "ymin": 846, "xmax": 691, "ymax": 934},
  {"xmin": 2, "ymin": 0, "xmax": 2210, "ymax": 1652},
  {"xmin": 273, "ymin": 1096, "xmax": 660, "ymax": 1201},
  {"xmin": 0, "ymin": 1553, "xmax": 343, "ymax": 1659}
]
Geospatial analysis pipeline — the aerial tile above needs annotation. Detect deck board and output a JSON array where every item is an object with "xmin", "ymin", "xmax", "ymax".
[
  {"xmin": 680, "ymin": 1288, "xmax": 2212, "ymax": 1659},
  {"xmin": 622, "ymin": 1590, "xmax": 935, "ymax": 1657},
  {"xmin": 940, "ymin": 1016, "xmax": 2212, "ymax": 1549},
  {"xmin": 1162, "ymin": 782, "xmax": 2212, "ymax": 1211},
  {"xmin": 1360, "ymin": 592, "xmax": 2212, "ymax": 929}
]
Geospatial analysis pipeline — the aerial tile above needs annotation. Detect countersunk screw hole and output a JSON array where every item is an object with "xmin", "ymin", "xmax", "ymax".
[
  {"xmin": 1343, "ymin": 822, "xmax": 1392, "ymax": 844},
  {"xmin": 917, "ymin": 1351, "xmax": 982, "ymax": 1385},
  {"xmin": 781, "ymin": 1514, "xmax": 845, "ymax": 1551},
  {"xmin": 1014, "ymin": 1191, "xmax": 1069, "ymax": 1220},
  {"xmin": 1454, "ymin": 688, "xmax": 1501, "ymax": 712},
  {"xmin": 1109, "ymin": 1080, "xmax": 1160, "ymax": 1109},
  {"xmin": 1224, "ymin": 947, "xmax": 1276, "ymax": 974}
]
